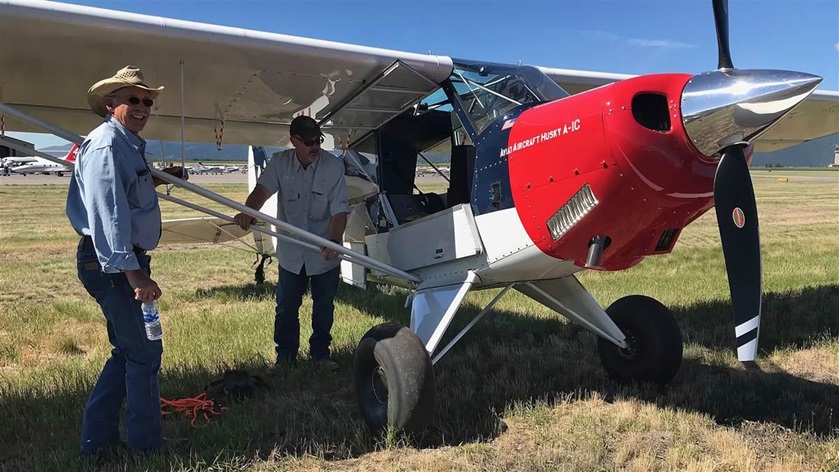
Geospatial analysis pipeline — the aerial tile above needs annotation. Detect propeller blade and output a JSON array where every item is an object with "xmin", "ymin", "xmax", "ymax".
[
  {"xmin": 714, "ymin": 145, "xmax": 761, "ymax": 361},
  {"xmin": 712, "ymin": 0, "xmax": 734, "ymax": 69}
]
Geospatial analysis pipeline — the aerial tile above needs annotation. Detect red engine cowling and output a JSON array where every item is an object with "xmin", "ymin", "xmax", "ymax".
[{"xmin": 507, "ymin": 73, "xmax": 751, "ymax": 270}]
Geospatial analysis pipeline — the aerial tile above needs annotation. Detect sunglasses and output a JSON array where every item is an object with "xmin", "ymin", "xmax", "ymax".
[
  {"xmin": 294, "ymin": 135, "xmax": 324, "ymax": 147},
  {"xmin": 124, "ymin": 96, "xmax": 154, "ymax": 107}
]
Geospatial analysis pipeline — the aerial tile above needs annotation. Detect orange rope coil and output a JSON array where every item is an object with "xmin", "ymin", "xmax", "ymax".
[{"xmin": 161, "ymin": 393, "xmax": 227, "ymax": 427}]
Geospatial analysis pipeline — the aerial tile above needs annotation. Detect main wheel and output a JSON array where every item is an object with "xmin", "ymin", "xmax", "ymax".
[
  {"xmin": 354, "ymin": 322, "xmax": 435, "ymax": 434},
  {"xmin": 597, "ymin": 295, "xmax": 683, "ymax": 384}
]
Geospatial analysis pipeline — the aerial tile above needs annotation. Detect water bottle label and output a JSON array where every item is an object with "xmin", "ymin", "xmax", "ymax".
[
  {"xmin": 142, "ymin": 303, "xmax": 162, "ymax": 341},
  {"xmin": 146, "ymin": 323, "xmax": 163, "ymax": 340}
]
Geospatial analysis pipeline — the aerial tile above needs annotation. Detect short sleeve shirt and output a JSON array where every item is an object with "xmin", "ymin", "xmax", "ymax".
[{"xmin": 257, "ymin": 148, "xmax": 348, "ymax": 275}]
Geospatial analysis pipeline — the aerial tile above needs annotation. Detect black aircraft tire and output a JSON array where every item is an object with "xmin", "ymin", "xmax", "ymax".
[
  {"xmin": 597, "ymin": 295, "xmax": 683, "ymax": 385},
  {"xmin": 354, "ymin": 322, "xmax": 436, "ymax": 434}
]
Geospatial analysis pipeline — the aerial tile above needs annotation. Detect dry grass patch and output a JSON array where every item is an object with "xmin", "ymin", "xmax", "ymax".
[
  {"xmin": 17, "ymin": 320, "xmax": 105, "ymax": 369},
  {"xmin": 492, "ymin": 394, "xmax": 837, "ymax": 472},
  {"xmin": 774, "ymin": 346, "xmax": 839, "ymax": 384},
  {"xmin": 277, "ymin": 448, "xmax": 484, "ymax": 472}
]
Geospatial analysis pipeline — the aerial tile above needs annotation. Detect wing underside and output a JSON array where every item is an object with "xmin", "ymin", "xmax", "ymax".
[
  {"xmin": 0, "ymin": 0, "xmax": 835, "ymax": 152},
  {"xmin": 0, "ymin": 0, "xmax": 453, "ymax": 147}
]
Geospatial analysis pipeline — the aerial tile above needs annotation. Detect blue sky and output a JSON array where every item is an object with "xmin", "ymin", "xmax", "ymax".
[{"xmin": 11, "ymin": 0, "xmax": 839, "ymax": 149}]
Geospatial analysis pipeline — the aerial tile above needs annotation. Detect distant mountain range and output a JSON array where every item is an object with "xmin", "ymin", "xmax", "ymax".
[
  {"xmin": 41, "ymin": 140, "xmax": 265, "ymax": 161},
  {"xmin": 40, "ymin": 133, "xmax": 838, "ymax": 167},
  {"xmin": 751, "ymin": 133, "xmax": 838, "ymax": 167}
]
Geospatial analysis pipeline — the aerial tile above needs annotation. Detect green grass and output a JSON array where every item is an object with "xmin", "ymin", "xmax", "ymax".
[{"xmin": 0, "ymin": 173, "xmax": 837, "ymax": 471}]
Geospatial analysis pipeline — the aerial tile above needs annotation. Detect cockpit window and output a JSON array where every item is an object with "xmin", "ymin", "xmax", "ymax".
[{"xmin": 446, "ymin": 62, "xmax": 570, "ymax": 135}]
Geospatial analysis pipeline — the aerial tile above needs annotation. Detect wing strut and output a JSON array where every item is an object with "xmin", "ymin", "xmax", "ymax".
[
  {"xmin": 0, "ymin": 104, "xmax": 420, "ymax": 285},
  {"xmin": 430, "ymin": 283, "xmax": 515, "ymax": 365}
]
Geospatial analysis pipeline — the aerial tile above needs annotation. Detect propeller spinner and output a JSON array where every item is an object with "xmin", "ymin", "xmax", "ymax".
[{"xmin": 680, "ymin": 0, "xmax": 822, "ymax": 362}]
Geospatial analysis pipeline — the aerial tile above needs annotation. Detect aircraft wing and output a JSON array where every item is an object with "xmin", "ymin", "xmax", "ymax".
[
  {"xmin": 1, "ymin": 0, "xmax": 835, "ymax": 152},
  {"xmin": 538, "ymin": 67, "xmax": 839, "ymax": 152},
  {"xmin": 749, "ymin": 90, "xmax": 839, "ymax": 152},
  {"xmin": 0, "ymin": 0, "xmax": 453, "ymax": 148},
  {"xmin": 158, "ymin": 217, "xmax": 251, "ymax": 245}
]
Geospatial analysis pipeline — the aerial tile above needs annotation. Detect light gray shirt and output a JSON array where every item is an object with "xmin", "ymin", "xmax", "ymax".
[
  {"xmin": 257, "ymin": 148, "xmax": 348, "ymax": 275},
  {"xmin": 66, "ymin": 115, "xmax": 160, "ymax": 273}
]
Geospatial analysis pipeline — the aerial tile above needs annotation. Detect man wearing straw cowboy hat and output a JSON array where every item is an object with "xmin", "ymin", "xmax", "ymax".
[{"xmin": 66, "ymin": 65, "xmax": 186, "ymax": 457}]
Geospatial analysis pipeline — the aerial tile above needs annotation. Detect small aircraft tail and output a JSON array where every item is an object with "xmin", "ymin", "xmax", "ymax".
[{"xmin": 63, "ymin": 143, "xmax": 80, "ymax": 164}]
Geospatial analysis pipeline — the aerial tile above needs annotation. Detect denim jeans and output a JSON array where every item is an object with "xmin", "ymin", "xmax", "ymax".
[
  {"xmin": 76, "ymin": 237, "xmax": 163, "ymax": 455},
  {"xmin": 274, "ymin": 265, "xmax": 340, "ymax": 362}
]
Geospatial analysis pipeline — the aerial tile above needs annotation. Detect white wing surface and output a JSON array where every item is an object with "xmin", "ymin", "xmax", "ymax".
[
  {"xmin": 0, "ymin": 0, "xmax": 453, "ymax": 147},
  {"xmin": 0, "ymin": 0, "xmax": 835, "ymax": 151}
]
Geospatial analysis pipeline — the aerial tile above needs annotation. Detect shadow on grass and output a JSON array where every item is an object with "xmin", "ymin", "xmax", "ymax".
[
  {"xmin": 194, "ymin": 281, "xmax": 278, "ymax": 302},
  {"xmin": 675, "ymin": 284, "xmax": 839, "ymax": 353},
  {"xmin": 192, "ymin": 281, "xmax": 412, "ymax": 325},
  {"xmin": 2, "ymin": 284, "xmax": 836, "ymax": 470},
  {"xmin": 421, "ymin": 284, "xmax": 839, "ymax": 445}
]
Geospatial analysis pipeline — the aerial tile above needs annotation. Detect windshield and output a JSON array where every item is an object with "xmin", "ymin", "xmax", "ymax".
[{"xmin": 448, "ymin": 62, "xmax": 570, "ymax": 135}]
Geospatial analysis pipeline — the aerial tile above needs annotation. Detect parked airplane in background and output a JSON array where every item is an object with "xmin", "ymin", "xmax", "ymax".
[
  {"xmin": 0, "ymin": 0, "xmax": 836, "ymax": 436},
  {"xmin": 186, "ymin": 162, "xmax": 243, "ymax": 174},
  {"xmin": 10, "ymin": 144, "xmax": 79, "ymax": 176},
  {"xmin": 0, "ymin": 155, "xmax": 37, "ymax": 167}
]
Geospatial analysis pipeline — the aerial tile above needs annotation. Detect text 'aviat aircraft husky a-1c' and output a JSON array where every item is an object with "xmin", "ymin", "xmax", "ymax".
[{"xmin": 0, "ymin": 0, "xmax": 836, "ymax": 434}]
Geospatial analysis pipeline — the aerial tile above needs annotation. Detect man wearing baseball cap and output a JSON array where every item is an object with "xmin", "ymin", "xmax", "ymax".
[{"xmin": 234, "ymin": 115, "xmax": 348, "ymax": 372}]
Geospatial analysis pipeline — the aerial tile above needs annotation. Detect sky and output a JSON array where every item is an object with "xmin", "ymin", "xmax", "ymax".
[{"xmin": 9, "ymin": 0, "xmax": 839, "ymax": 149}]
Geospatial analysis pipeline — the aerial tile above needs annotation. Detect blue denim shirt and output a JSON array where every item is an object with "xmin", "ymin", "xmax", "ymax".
[{"xmin": 66, "ymin": 115, "xmax": 160, "ymax": 273}]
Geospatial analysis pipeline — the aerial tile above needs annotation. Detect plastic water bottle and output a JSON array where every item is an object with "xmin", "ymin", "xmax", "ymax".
[{"xmin": 142, "ymin": 300, "xmax": 163, "ymax": 341}]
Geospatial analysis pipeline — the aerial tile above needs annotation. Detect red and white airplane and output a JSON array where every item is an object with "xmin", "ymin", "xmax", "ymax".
[
  {"xmin": 0, "ymin": 0, "xmax": 836, "ymax": 434},
  {"xmin": 8, "ymin": 143, "xmax": 79, "ymax": 176}
]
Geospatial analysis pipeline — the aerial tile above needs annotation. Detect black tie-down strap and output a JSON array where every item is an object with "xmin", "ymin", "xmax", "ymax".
[
  {"xmin": 252, "ymin": 254, "xmax": 273, "ymax": 285},
  {"xmin": 206, "ymin": 369, "xmax": 267, "ymax": 400}
]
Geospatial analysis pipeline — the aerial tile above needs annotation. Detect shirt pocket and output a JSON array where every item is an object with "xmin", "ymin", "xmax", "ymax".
[
  {"xmin": 127, "ymin": 168, "xmax": 156, "ymax": 210},
  {"xmin": 310, "ymin": 179, "xmax": 331, "ymax": 221},
  {"xmin": 310, "ymin": 192, "xmax": 330, "ymax": 221},
  {"xmin": 281, "ymin": 184, "xmax": 304, "ymax": 221}
]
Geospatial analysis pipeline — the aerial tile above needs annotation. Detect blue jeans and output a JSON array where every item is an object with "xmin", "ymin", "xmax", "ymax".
[
  {"xmin": 76, "ymin": 237, "xmax": 163, "ymax": 455},
  {"xmin": 275, "ymin": 265, "xmax": 340, "ymax": 362}
]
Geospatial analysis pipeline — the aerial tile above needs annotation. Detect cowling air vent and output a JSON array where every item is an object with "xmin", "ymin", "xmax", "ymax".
[
  {"xmin": 546, "ymin": 184, "xmax": 599, "ymax": 241},
  {"xmin": 632, "ymin": 93, "xmax": 670, "ymax": 132},
  {"xmin": 655, "ymin": 228, "xmax": 681, "ymax": 252}
]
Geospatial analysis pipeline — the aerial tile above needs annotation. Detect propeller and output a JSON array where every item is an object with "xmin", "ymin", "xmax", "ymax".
[
  {"xmin": 712, "ymin": 0, "xmax": 733, "ymax": 69},
  {"xmin": 681, "ymin": 1, "xmax": 821, "ymax": 362},
  {"xmin": 709, "ymin": 0, "xmax": 763, "ymax": 362},
  {"xmin": 713, "ymin": 145, "xmax": 761, "ymax": 361}
]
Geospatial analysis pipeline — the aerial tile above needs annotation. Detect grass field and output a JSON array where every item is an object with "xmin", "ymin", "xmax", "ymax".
[{"xmin": 0, "ymin": 171, "xmax": 837, "ymax": 471}]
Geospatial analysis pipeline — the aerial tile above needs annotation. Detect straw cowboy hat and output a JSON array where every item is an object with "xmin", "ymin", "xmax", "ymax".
[{"xmin": 87, "ymin": 65, "xmax": 164, "ymax": 117}]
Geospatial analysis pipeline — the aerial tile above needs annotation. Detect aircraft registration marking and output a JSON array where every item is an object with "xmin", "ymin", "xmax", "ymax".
[{"xmin": 500, "ymin": 119, "xmax": 581, "ymax": 158}]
